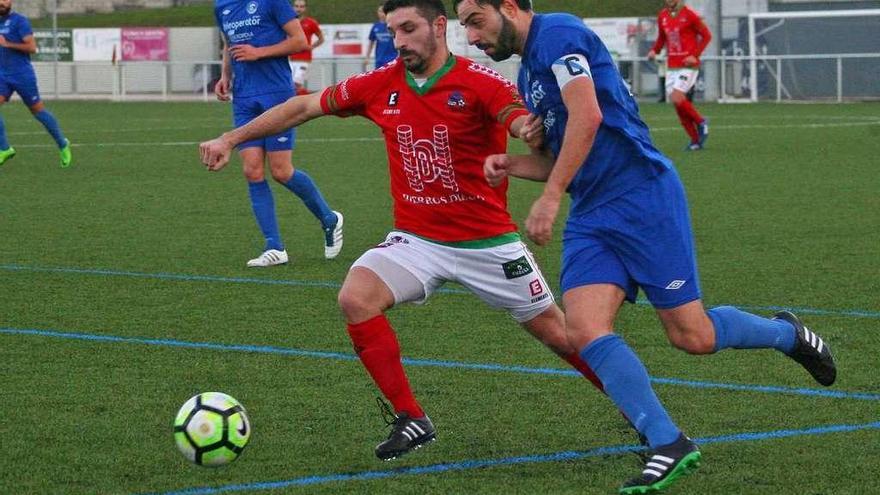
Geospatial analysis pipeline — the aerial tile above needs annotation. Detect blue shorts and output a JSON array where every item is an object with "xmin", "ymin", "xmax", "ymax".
[
  {"xmin": 0, "ymin": 69, "xmax": 42, "ymax": 106},
  {"xmin": 560, "ymin": 169, "xmax": 701, "ymax": 309},
  {"xmin": 232, "ymin": 91, "xmax": 295, "ymax": 152}
]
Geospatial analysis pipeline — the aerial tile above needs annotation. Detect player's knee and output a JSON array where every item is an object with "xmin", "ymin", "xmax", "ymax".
[
  {"xmin": 337, "ymin": 287, "xmax": 379, "ymax": 323},
  {"xmin": 242, "ymin": 166, "xmax": 265, "ymax": 182},
  {"xmin": 269, "ymin": 166, "xmax": 293, "ymax": 184},
  {"xmin": 668, "ymin": 328, "xmax": 714, "ymax": 354},
  {"xmin": 28, "ymin": 102, "xmax": 45, "ymax": 114}
]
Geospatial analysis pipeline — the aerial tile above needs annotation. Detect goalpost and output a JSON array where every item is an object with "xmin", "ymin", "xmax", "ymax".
[{"xmin": 747, "ymin": 9, "xmax": 880, "ymax": 102}]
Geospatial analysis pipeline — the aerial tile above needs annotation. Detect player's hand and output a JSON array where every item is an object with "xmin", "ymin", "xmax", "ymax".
[
  {"xmin": 229, "ymin": 44, "xmax": 262, "ymax": 62},
  {"xmin": 646, "ymin": 49, "xmax": 657, "ymax": 61},
  {"xmin": 0, "ymin": 35, "xmax": 8, "ymax": 48},
  {"xmin": 214, "ymin": 77, "xmax": 231, "ymax": 102},
  {"xmin": 519, "ymin": 113, "xmax": 545, "ymax": 150},
  {"xmin": 199, "ymin": 137, "xmax": 234, "ymax": 172},
  {"xmin": 484, "ymin": 154, "xmax": 511, "ymax": 187},
  {"xmin": 683, "ymin": 55, "xmax": 698, "ymax": 67},
  {"xmin": 524, "ymin": 193, "xmax": 561, "ymax": 246}
]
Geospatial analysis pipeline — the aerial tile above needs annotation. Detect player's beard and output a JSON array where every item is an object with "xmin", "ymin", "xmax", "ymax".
[
  {"xmin": 399, "ymin": 35, "xmax": 437, "ymax": 75},
  {"xmin": 0, "ymin": 5, "xmax": 10, "ymax": 16},
  {"xmin": 483, "ymin": 14, "xmax": 518, "ymax": 62}
]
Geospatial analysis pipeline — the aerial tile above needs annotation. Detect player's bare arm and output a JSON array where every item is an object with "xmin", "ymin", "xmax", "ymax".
[
  {"xmin": 525, "ymin": 77, "xmax": 602, "ymax": 246},
  {"xmin": 215, "ymin": 39, "xmax": 232, "ymax": 101},
  {"xmin": 0, "ymin": 34, "xmax": 35, "ymax": 53},
  {"xmin": 311, "ymin": 26, "xmax": 325, "ymax": 50},
  {"xmin": 200, "ymin": 92, "xmax": 324, "ymax": 171},
  {"xmin": 485, "ymin": 148, "xmax": 554, "ymax": 187},
  {"xmin": 229, "ymin": 19, "xmax": 308, "ymax": 61}
]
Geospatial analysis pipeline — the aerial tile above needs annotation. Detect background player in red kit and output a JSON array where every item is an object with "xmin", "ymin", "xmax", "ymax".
[
  {"xmin": 200, "ymin": 0, "xmax": 608, "ymax": 462},
  {"xmin": 288, "ymin": 0, "xmax": 324, "ymax": 95},
  {"xmin": 647, "ymin": 0, "xmax": 711, "ymax": 150}
]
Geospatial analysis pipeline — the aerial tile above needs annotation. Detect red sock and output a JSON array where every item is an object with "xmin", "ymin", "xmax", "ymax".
[
  {"xmin": 674, "ymin": 104, "xmax": 700, "ymax": 143},
  {"xmin": 563, "ymin": 352, "xmax": 605, "ymax": 393},
  {"xmin": 678, "ymin": 99, "xmax": 704, "ymax": 124},
  {"xmin": 347, "ymin": 315, "xmax": 424, "ymax": 418}
]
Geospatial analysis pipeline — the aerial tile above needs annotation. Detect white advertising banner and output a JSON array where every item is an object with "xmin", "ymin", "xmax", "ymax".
[
  {"xmin": 583, "ymin": 17, "xmax": 640, "ymax": 58},
  {"xmin": 73, "ymin": 28, "xmax": 121, "ymax": 62}
]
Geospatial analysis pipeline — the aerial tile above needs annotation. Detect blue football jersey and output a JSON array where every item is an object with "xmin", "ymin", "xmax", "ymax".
[
  {"xmin": 369, "ymin": 22, "xmax": 396, "ymax": 67},
  {"xmin": 0, "ymin": 12, "xmax": 34, "ymax": 76},
  {"xmin": 214, "ymin": 0, "xmax": 297, "ymax": 98},
  {"xmin": 518, "ymin": 14, "xmax": 673, "ymax": 215}
]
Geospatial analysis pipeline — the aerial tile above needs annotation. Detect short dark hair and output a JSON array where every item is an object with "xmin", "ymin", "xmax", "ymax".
[
  {"xmin": 383, "ymin": 0, "xmax": 447, "ymax": 21},
  {"xmin": 451, "ymin": 0, "xmax": 532, "ymax": 12}
]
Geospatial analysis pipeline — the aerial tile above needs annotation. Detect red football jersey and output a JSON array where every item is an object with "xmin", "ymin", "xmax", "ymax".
[
  {"xmin": 320, "ymin": 55, "xmax": 528, "ymax": 243},
  {"xmin": 651, "ymin": 6, "xmax": 711, "ymax": 69},
  {"xmin": 290, "ymin": 16, "xmax": 320, "ymax": 62}
]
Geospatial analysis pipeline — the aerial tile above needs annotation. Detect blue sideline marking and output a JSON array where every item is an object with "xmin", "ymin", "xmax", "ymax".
[
  {"xmin": 2, "ymin": 327, "xmax": 878, "ymax": 402},
  {"xmin": 144, "ymin": 420, "xmax": 880, "ymax": 495},
  {"xmin": 3, "ymin": 263, "xmax": 879, "ymax": 318}
]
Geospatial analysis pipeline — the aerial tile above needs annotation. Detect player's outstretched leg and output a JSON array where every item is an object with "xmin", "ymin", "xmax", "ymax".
[
  {"xmin": 706, "ymin": 306, "xmax": 836, "ymax": 386},
  {"xmin": 280, "ymin": 169, "xmax": 341, "ymax": 258},
  {"xmin": 620, "ymin": 434, "xmax": 702, "ymax": 495},
  {"xmin": 32, "ymin": 109, "xmax": 71, "ymax": 167},
  {"xmin": 774, "ymin": 311, "xmax": 837, "ymax": 386}
]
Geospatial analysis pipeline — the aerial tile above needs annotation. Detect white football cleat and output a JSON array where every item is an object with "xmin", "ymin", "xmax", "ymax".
[
  {"xmin": 324, "ymin": 211, "xmax": 344, "ymax": 259},
  {"xmin": 246, "ymin": 249, "xmax": 288, "ymax": 267}
]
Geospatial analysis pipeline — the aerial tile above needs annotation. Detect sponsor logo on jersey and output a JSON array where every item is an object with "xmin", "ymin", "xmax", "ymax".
[
  {"xmin": 447, "ymin": 91, "xmax": 466, "ymax": 110},
  {"xmin": 397, "ymin": 124, "xmax": 458, "ymax": 193},
  {"xmin": 222, "ymin": 9, "xmax": 231, "ymax": 15},
  {"xmin": 665, "ymin": 280, "xmax": 686, "ymax": 290},
  {"xmin": 387, "ymin": 91, "xmax": 399, "ymax": 106},
  {"xmin": 246, "ymin": 1, "xmax": 258, "ymax": 15},
  {"xmin": 502, "ymin": 256, "xmax": 534, "ymax": 279}
]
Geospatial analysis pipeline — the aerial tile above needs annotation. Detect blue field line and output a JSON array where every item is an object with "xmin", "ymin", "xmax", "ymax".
[
  {"xmin": 3, "ymin": 327, "xmax": 879, "ymax": 402},
  {"xmin": 143, "ymin": 420, "xmax": 880, "ymax": 495},
  {"xmin": 3, "ymin": 263, "xmax": 880, "ymax": 319}
]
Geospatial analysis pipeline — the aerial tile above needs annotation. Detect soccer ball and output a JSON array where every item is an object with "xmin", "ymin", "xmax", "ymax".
[{"xmin": 173, "ymin": 392, "xmax": 251, "ymax": 466}]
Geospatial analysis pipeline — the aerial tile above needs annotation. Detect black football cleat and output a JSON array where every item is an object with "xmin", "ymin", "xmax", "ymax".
[
  {"xmin": 620, "ymin": 434, "xmax": 702, "ymax": 494},
  {"xmin": 774, "ymin": 310, "xmax": 837, "ymax": 386},
  {"xmin": 375, "ymin": 412, "xmax": 436, "ymax": 460}
]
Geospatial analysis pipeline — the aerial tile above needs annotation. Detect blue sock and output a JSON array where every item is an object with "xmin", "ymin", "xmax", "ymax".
[
  {"xmin": 247, "ymin": 180, "xmax": 284, "ymax": 251},
  {"xmin": 580, "ymin": 334, "xmax": 681, "ymax": 448},
  {"xmin": 33, "ymin": 110, "xmax": 67, "ymax": 148},
  {"xmin": 0, "ymin": 114, "xmax": 9, "ymax": 150},
  {"xmin": 708, "ymin": 306, "xmax": 796, "ymax": 354},
  {"xmin": 282, "ymin": 169, "xmax": 336, "ymax": 228}
]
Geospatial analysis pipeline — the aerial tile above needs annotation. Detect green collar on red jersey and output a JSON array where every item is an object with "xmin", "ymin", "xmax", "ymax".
[{"xmin": 405, "ymin": 53, "xmax": 456, "ymax": 96}]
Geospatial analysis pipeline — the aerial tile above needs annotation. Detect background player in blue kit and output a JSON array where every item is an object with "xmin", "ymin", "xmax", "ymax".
[
  {"xmin": 214, "ymin": 0, "xmax": 343, "ymax": 267},
  {"xmin": 364, "ymin": 3, "xmax": 397, "ymax": 70},
  {"xmin": 454, "ymin": 1, "xmax": 838, "ymax": 493},
  {"xmin": 0, "ymin": 0, "xmax": 71, "ymax": 168}
]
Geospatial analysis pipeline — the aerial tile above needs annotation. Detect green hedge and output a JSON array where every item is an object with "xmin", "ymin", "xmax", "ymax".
[{"xmin": 31, "ymin": 0, "xmax": 659, "ymax": 28}]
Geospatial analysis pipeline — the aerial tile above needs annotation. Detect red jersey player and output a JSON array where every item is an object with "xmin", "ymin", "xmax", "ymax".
[
  {"xmin": 200, "ymin": 0, "xmax": 609, "ymax": 461},
  {"xmin": 648, "ymin": 0, "xmax": 711, "ymax": 150},
  {"xmin": 288, "ymin": 0, "xmax": 324, "ymax": 95}
]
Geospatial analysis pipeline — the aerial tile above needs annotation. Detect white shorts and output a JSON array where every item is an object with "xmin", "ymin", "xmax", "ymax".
[
  {"xmin": 666, "ymin": 68, "xmax": 699, "ymax": 95},
  {"xmin": 288, "ymin": 61, "xmax": 310, "ymax": 87},
  {"xmin": 351, "ymin": 231, "xmax": 555, "ymax": 323}
]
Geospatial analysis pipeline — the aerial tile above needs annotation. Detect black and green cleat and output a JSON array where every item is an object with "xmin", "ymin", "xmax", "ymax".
[{"xmin": 619, "ymin": 434, "xmax": 701, "ymax": 494}]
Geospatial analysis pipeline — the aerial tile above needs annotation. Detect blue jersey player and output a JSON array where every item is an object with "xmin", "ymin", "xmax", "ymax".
[
  {"xmin": 0, "ymin": 0, "xmax": 71, "ymax": 168},
  {"xmin": 365, "ymin": 3, "xmax": 397, "ymax": 69},
  {"xmin": 454, "ymin": 1, "xmax": 837, "ymax": 493},
  {"xmin": 214, "ymin": 0, "xmax": 343, "ymax": 266}
]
